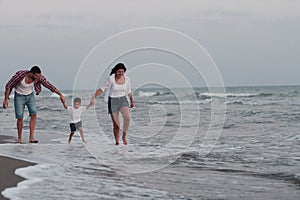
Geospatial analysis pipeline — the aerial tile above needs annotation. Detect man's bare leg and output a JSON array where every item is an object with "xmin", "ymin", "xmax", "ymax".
[
  {"xmin": 29, "ymin": 114, "xmax": 37, "ymax": 142},
  {"xmin": 17, "ymin": 118, "xmax": 23, "ymax": 143}
]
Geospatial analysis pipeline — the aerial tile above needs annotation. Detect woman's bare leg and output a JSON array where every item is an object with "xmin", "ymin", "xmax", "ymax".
[
  {"xmin": 120, "ymin": 106, "xmax": 130, "ymax": 145},
  {"xmin": 110, "ymin": 112, "xmax": 120, "ymax": 145}
]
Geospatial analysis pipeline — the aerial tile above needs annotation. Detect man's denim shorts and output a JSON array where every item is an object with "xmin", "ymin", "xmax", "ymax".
[{"xmin": 14, "ymin": 92, "xmax": 37, "ymax": 119}]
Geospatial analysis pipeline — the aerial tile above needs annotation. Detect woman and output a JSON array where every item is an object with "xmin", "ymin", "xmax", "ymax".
[{"xmin": 90, "ymin": 63, "xmax": 134, "ymax": 145}]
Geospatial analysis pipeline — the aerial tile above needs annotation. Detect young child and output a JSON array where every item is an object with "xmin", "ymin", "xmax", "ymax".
[{"xmin": 64, "ymin": 97, "xmax": 92, "ymax": 143}]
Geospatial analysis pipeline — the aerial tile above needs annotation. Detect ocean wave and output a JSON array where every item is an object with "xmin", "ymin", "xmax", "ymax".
[
  {"xmin": 226, "ymin": 100, "xmax": 245, "ymax": 105},
  {"xmin": 210, "ymin": 168, "xmax": 300, "ymax": 187},
  {"xmin": 225, "ymin": 100, "xmax": 282, "ymax": 106},
  {"xmin": 256, "ymin": 172, "xmax": 300, "ymax": 186},
  {"xmin": 146, "ymin": 99, "xmax": 212, "ymax": 105},
  {"xmin": 200, "ymin": 92, "xmax": 273, "ymax": 98},
  {"xmin": 174, "ymin": 155, "xmax": 300, "ymax": 187},
  {"xmin": 223, "ymin": 123, "xmax": 236, "ymax": 129},
  {"xmin": 285, "ymin": 135, "xmax": 300, "ymax": 142},
  {"xmin": 137, "ymin": 91, "xmax": 171, "ymax": 97},
  {"xmin": 38, "ymin": 106, "xmax": 65, "ymax": 112},
  {"xmin": 180, "ymin": 99, "xmax": 212, "ymax": 105},
  {"xmin": 48, "ymin": 93, "xmax": 71, "ymax": 98}
]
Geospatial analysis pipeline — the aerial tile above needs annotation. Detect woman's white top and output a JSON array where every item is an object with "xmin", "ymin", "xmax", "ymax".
[
  {"xmin": 101, "ymin": 74, "xmax": 132, "ymax": 102},
  {"xmin": 110, "ymin": 83, "xmax": 127, "ymax": 98},
  {"xmin": 15, "ymin": 77, "xmax": 34, "ymax": 95}
]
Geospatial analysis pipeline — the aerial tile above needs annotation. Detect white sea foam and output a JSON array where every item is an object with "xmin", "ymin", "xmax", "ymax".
[
  {"xmin": 0, "ymin": 140, "xmax": 182, "ymax": 199},
  {"xmin": 49, "ymin": 93, "xmax": 70, "ymax": 98},
  {"xmin": 200, "ymin": 92, "xmax": 259, "ymax": 98},
  {"xmin": 137, "ymin": 90, "xmax": 170, "ymax": 97},
  {"xmin": 137, "ymin": 91, "xmax": 158, "ymax": 97},
  {"xmin": 2, "ymin": 165, "xmax": 44, "ymax": 200},
  {"xmin": 180, "ymin": 99, "xmax": 212, "ymax": 105}
]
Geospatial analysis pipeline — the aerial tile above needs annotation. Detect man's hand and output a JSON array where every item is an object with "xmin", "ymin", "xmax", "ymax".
[{"xmin": 3, "ymin": 99, "xmax": 8, "ymax": 109}]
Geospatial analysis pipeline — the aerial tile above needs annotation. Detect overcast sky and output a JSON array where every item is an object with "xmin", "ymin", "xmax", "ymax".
[{"xmin": 0, "ymin": 0, "xmax": 299, "ymax": 90}]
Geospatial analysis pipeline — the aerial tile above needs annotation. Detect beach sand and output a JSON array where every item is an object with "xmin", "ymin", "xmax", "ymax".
[{"xmin": 0, "ymin": 135, "xmax": 35, "ymax": 200}]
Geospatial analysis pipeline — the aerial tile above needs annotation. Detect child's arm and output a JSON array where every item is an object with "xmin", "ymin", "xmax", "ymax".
[{"xmin": 85, "ymin": 102, "xmax": 93, "ymax": 110}]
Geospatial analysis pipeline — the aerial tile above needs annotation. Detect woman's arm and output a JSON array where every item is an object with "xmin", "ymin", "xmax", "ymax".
[
  {"xmin": 128, "ymin": 93, "xmax": 134, "ymax": 108},
  {"xmin": 90, "ymin": 88, "xmax": 103, "ymax": 105}
]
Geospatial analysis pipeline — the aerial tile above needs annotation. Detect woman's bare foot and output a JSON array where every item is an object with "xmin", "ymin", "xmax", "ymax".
[
  {"xmin": 122, "ymin": 135, "xmax": 128, "ymax": 145},
  {"xmin": 115, "ymin": 141, "xmax": 119, "ymax": 145}
]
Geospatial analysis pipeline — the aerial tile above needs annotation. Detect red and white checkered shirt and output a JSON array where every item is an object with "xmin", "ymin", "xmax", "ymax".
[{"xmin": 5, "ymin": 70, "xmax": 58, "ymax": 95}]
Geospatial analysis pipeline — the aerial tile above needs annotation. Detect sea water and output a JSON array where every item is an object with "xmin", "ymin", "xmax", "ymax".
[{"xmin": 0, "ymin": 85, "xmax": 300, "ymax": 199}]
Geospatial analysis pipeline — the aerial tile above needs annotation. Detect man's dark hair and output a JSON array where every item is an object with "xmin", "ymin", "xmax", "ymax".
[
  {"xmin": 30, "ymin": 66, "xmax": 41, "ymax": 74},
  {"xmin": 110, "ymin": 63, "xmax": 126, "ymax": 75}
]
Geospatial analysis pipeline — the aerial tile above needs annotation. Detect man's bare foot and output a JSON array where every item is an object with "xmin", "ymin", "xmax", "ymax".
[
  {"xmin": 115, "ymin": 141, "xmax": 119, "ymax": 145},
  {"xmin": 122, "ymin": 136, "xmax": 128, "ymax": 145},
  {"xmin": 17, "ymin": 138, "xmax": 22, "ymax": 144},
  {"xmin": 68, "ymin": 140, "xmax": 71, "ymax": 144},
  {"xmin": 82, "ymin": 140, "xmax": 87, "ymax": 143}
]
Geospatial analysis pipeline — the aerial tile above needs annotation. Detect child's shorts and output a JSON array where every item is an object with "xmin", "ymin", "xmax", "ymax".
[{"xmin": 70, "ymin": 121, "xmax": 82, "ymax": 132}]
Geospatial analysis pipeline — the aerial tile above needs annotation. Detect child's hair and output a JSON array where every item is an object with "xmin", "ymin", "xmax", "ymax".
[{"xmin": 73, "ymin": 97, "xmax": 81, "ymax": 104}]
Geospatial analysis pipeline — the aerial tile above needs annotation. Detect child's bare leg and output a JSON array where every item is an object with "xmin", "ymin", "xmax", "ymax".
[
  {"xmin": 68, "ymin": 131, "xmax": 75, "ymax": 143},
  {"xmin": 110, "ymin": 113, "xmax": 120, "ymax": 145},
  {"xmin": 120, "ymin": 107, "xmax": 130, "ymax": 145},
  {"xmin": 79, "ymin": 128, "xmax": 86, "ymax": 143}
]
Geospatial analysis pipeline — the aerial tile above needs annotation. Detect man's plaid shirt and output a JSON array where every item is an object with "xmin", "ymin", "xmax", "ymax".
[{"xmin": 5, "ymin": 70, "xmax": 58, "ymax": 96}]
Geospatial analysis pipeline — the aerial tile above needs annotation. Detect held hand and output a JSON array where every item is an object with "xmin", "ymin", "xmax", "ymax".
[
  {"xmin": 3, "ymin": 99, "xmax": 8, "ymax": 109},
  {"xmin": 90, "ymin": 98, "xmax": 95, "ymax": 106}
]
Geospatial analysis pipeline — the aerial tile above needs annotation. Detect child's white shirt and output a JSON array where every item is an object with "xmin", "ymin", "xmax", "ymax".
[{"xmin": 67, "ymin": 106, "xmax": 86, "ymax": 123}]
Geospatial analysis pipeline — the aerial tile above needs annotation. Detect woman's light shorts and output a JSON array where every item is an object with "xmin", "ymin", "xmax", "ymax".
[{"xmin": 108, "ymin": 96, "xmax": 129, "ymax": 114}]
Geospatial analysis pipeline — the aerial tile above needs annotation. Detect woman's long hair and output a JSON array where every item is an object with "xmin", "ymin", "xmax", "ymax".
[{"xmin": 110, "ymin": 63, "xmax": 127, "ymax": 75}]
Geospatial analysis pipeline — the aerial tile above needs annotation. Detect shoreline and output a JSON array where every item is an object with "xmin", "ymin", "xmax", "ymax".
[
  {"xmin": 0, "ymin": 135, "xmax": 36, "ymax": 200},
  {"xmin": 0, "ymin": 155, "xmax": 35, "ymax": 200}
]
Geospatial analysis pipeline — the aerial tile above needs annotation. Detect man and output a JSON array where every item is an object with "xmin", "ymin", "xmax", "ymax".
[{"xmin": 2, "ymin": 66, "xmax": 66, "ymax": 143}]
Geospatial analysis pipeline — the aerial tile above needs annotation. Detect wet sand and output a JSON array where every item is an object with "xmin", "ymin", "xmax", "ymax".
[{"xmin": 0, "ymin": 135, "xmax": 35, "ymax": 200}]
